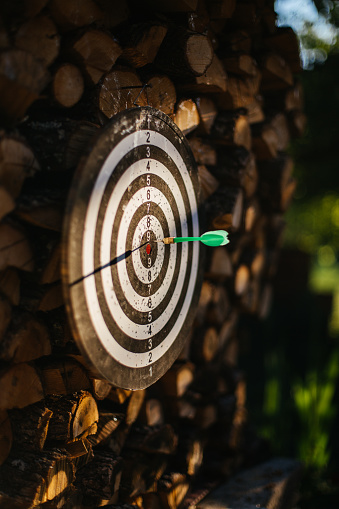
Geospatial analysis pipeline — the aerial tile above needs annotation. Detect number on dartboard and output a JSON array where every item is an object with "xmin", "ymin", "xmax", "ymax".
[
  {"xmin": 146, "ymin": 131, "xmax": 150, "ymax": 143},
  {"xmin": 147, "ymin": 231, "xmax": 150, "ymax": 241},
  {"xmin": 148, "ymin": 338, "xmax": 152, "ymax": 349},
  {"xmin": 146, "ymin": 146, "xmax": 150, "ymax": 157},
  {"xmin": 148, "ymin": 326, "xmax": 152, "ymax": 336},
  {"xmin": 147, "ymin": 297, "xmax": 152, "ymax": 308},
  {"xmin": 147, "ymin": 203, "xmax": 150, "ymax": 214},
  {"xmin": 147, "ymin": 217, "xmax": 151, "ymax": 228},
  {"xmin": 147, "ymin": 189, "xmax": 151, "ymax": 200},
  {"xmin": 148, "ymin": 311, "xmax": 152, "ymax": 323},
  {"xmin": 148, "ymin": 271, "xmax": 151, "ymax": 282}
]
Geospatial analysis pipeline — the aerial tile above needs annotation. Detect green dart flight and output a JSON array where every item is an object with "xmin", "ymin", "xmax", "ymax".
[{"xmin": 159, "ymin": 230, "xmax": 229, "ymax": 247}]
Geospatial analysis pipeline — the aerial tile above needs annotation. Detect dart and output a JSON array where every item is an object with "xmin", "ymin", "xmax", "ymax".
[{"xmin": 158, "ymin": 230, "xmax": 229, "ymax": 247}]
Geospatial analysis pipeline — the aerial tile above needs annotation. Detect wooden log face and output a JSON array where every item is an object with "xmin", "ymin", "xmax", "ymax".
[{"xmin": 62, "ymin": 107, "xmax": 204, "ymax": 389}]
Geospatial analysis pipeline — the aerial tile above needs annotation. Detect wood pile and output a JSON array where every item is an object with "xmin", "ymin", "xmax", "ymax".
[{"xmin": 0, "ymin": 0, "xmax": 304, "ymax": 507}]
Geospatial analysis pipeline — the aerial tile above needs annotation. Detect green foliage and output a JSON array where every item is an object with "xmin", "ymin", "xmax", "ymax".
[{"xmin": 293, "ymin": 348, "xmax": 339, "ymax": 468}]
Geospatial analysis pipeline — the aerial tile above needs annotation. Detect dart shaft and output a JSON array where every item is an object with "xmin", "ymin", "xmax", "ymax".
[{"xmin": 162, "ymin": 236, "xmax": 201, "ymax": 244}]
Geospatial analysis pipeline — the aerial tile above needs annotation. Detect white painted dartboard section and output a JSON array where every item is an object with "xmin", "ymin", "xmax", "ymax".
[{"xmin": 62, "ymin": 107, "xmax": 203, "ymax": 389}]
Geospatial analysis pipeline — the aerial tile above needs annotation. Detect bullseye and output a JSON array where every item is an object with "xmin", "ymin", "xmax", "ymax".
[{"xmin": 146, "ymin": 244, "xmax": 151, "ymax": 255}]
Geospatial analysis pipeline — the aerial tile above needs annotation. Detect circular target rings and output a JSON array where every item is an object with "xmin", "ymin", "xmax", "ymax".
[{"xmin": 62, "ymin": 107, "xmax": 203, "ymax": 389}]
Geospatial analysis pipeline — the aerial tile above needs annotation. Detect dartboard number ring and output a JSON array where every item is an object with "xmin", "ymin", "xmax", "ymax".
[{"xmin": 62, "ymin": 107, "xmax": 204, "ymax": 389}]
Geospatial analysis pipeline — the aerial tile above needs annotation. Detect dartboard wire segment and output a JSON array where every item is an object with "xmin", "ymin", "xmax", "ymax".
[{"xmin": 62, "ymin": 107, "xmax": 204, "ymax": 389}]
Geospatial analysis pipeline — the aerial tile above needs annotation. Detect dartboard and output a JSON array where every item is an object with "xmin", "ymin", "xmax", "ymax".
[{"xmin": 62, "ymin": 107, "xmax": 204, "ymax": 389}]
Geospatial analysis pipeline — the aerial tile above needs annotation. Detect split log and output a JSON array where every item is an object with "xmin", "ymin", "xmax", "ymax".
[
  {"xmin": 14, "ymin": 15, "xmax": 60, "ymax": 67},
  {"xmin": 0, "ymin": 411, "xmax": 11, "ymax": 466},
  {"xmin": 107, "ymin": 388, "xmax": 132, "ymax": 405},
  {"xmin": 222, "ymin": 54, "xmax": 258, "ymax": 77},
  {"xmin": 260, "ymin": 53, "xmax": 294, "ymax": 91},
  {"xmin": 207, "ymin": 0, "xmax": 236, "ymax": 19},
  {"xmin": 211, "ymin": 110, "xmax": 251, "ymax": 151},
  {"xmin": 0, "ymin": 218, "xmax": 34, "ymax": 271},
  {"xmin": 207, "ymin": 187, "xmax": 244, "ymax": 231},
  {"xmin": 97, "ymin": 66, "xmax": 147, "ymax": 120},
  {"xmin": 138, "ymin": 398, "xmax": 164, "ymax": 427},
  {"xmin": 0, "ymin": 49, "xmax": 50, "ymax": 125},
  {"xmin": 39, "ymin": 357, "xmax": 92, "ymax": 396},
  {"xmin": 41, "ymin": 243, "xmax": 61, "ymax": 284},
  {"xmin": 50, "ymin": 0, "xmax": 104, "ymax": 31},
  {"xmin": 195, "ymin": 281, "xmax": 213, "ymax": 326},
  {"xmin": 257, "ymin": 153, "xmax": 295, "ymax": 212},
  {"xmin": 173, "ymin": 99, "xmax": 200, "ymax": 135},
  {"xmin": 244, "ymin": 198, "xmax": 260, "ymax": 232},
  {"xmin": 187, "ymin": 0, "xmax": 210, "ymax": 33},
  {"xmin": 0, "ymin": 268, "xmax": 20, "ymax": 306},
  {"xmin": 216, "ymin": 74, "xmax": 261, "ymax": 110},
  {"xmin": 0, "ymin": 362, "xmax": 44, "ymax": 410},
  {"xmin": 74, "ymin": 450, "xmax": 122, "ymax": 506},
  {"xmin": 190, "ymin": 326, "xmax": 219, "ymax": 363},
  {"xmin": 210, "ymin": 147, "xmax": 258, "ymax": 198},
  {"xmin": 207, "ymin": 246, "xmax": 233, "ymax": 280},
  {"xmin": 0, "ymin": 187, "xmax": 14, "ymax": 220},
  {"xmin": 126, "ymin": 389, "xmax": 146, "ymax": 427},
  {"xmin": 88, "ymin": 412, "xmax": 124, "ymax": 447},
  {"xmin": 24, "ymin": 0, "xmax": 49, "ymax": 18},
  {"xmin": 18, "ymin": 118, "xmax": 99, "ymax": 173},
  {"xmin": 188, "ymin": 138, "xmax": 217, "ymax": 166},
  {"xmin": 206, "ymin": 285, "xmax": 230, "ymax": 326},
  {"xmin": 288, "ymin": 110, "xmax": 307, "ymax": 138},
  {"xmin": 16, "ymin": 188, "xmax": 65, "ymax": 231},
  {"xmin": 0, "ymin": 312, "xmax": 52, "ymax": 363},
  {"xmin": 125, "ymin": 424, "xmax": 177, "ymax": 455},
  {"xmin": 218, "ymin": 310, "xmax": 238, "ymax": 351},
  {"xmin": 158, "ymin": 472, "xmax": 189, "ymax": 509},
  {"xmin": 38, "ymin": 283, "xmax": 64, "ymax": 311},
  {"xmin": 232, "ymin": 2, "xmax": 260, "ymax": 31},
  {"xmin": 52, "ymin": 63, "xmax": 84, "ymax": 108},
  {"xmin": 0, "ymin": 294, "xmax": 11, "ymax": 342},
  {"xmin": 146, "ymin": 75, "xmax": 177, "ymax": 115},
  {"xmin": 155, "ymin": 28, "xmax": 213, "ymax": 78},
  {"xmin": 91, "ymin": 379, "xmax": 112, "ymax": 400},
  {"xmin": 234, "ymin": 264, "xmax": 251, "ymax": 296},
  {"xmin": 160, "ymin": 362, "xmax": 194, "ymax": 398},
  {"xmin": 121, "ymin": 24, "xmax": 167, "ymax": 68},
  {"xmin": 223, "ymin": 30, "xmax": 252, "ymax": 53},
  {"xmin": 270, "ymin": 113, "xmax": 290, "ymax": 151},
  {"xmin": 264, "ymin": 26, "xmax": 302, "ymax": 73},
  {"xmin": 46, "ymin": 391, "xmax": 98, "ymax": 442},
  {"xmin": 95, "ymin": 0, "xmax": 130, "ymax": 28},
  {"xmin": 64, "ymin": 437, "xmax": 93, "ymax": 470},
  {"xmin": 0, "ymin": 135, "xmax": 39, "ymax": 198},
  {"xmin": 195, "ymin": 96, "xmax": 218, "ymax": 135},
  {"xmin": 9, "ymin": 401, "xmax": 53, "ymax": 451},
  {"xmin": 178, "ymin": 54, "xmax": 228, "ymax": 93},
  {"xmin": 198, "ymin": 165, "xmax": 219, "ymax": 201},
  {"xmin": 251, "ymin": 123, "xmax": 279, "ymax": 160},
  {"xmin": 0, "ymin": 449, "xmax": 75, "ymax": 507},
  {"xmin": 71, "ymin": 29, "xmax": 122, "ymax": 85}
]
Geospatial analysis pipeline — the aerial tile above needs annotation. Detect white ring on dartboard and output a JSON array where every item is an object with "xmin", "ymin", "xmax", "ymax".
[{"xmin": 82, "ymin": 130, "xmax": 199, "ymax": 368}]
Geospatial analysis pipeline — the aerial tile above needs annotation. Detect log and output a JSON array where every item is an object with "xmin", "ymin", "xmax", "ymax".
[
  {"xmin": 244, "ymin": 198, "xmax": 260, "ymax": 232},
  {"xmin": 138, "ymin": 398, "xmax": 164, "ymax": 427},
  {"xmin": 222, "ymin": 54, "xmax": 258, "ymax": 77},
  {"xmin": 0, "ymin": 362, "xmax": 44, "ymax": 410},
  {"xmin": 126, "ymin": 389, "xmax": 146, "ymax": 427},
  {"xmin": 52, "ymin": 63, "xmax": 84, "ymax": 108},
  {"xmin": 39, "ymin": 357, "xmax": 92, "ymax": 395},
  {"xmin": 88, "ymin": 412, "xmax": 124, "ymax": 447},
  {"xmin": 0, "ymin": 449, "xmax": 75, "ymax": 506},
  {"xmin": 198, "ymin": 165, "xmax": 219, "ymax": 201},
  {"xmin": 14, "ymin": 15, "xmax": 60, "ymax": 67},
  {"xmin": 121, "ymin": 24, "xmax": 167, "ymax": 68},
  {"xmin": 146, "ymin": 75, "xmax": 177, "ymax": 115},
  {"xmin": 260, "ymin": 53, "xmax": 294, "ymax": 91},
  {"xmin": 207, "ymin": 246, "xmax": 233, "ymax": 280},
  {"xmin": 0, "ymin": 312, "xmax": 52, "ymax": 363},
  {"xmin": 210, "ymin": 147, "xmax": 258, "ymax": 198},
  {"xmin": 160, "ymin": 362, "xmax": 194, "ymax": 398},
  {"xmin": 155, "ymin": 28, "xmax": 213, "ymax": 78},
  {"xmin": 50, "ymin": 0, "xmax": 104, "ymax": 30},
  {"xmin": 125, "ymin": 424, "xmax": 177, "ymax": 455},
  {"xmin": 38, "ymin": 283, "xmax": 64, "ymax": 311},
  {"xmin": 251, "ymin": 123, "xmax": 279, "ymax": 160},
  {"xmin": 190, "ymin": 326, "xmax": 219, "ymax": 363},
  {"xmin": 206, "ymin": 285, "xmax": 230, "ymax": 326},
  {"xmin": 257, "ymin": 153, "xmax": 295, "ymax": 212},
  {"xmin": 188, "ymin": 138, "xmax": 217, "ymax": 166},
  {"xmin": 207, "ymin": 0, "xmax": 236, "ymax": 19},
  {"xmin": 158, "ymin": 472, "xmax": 189, "ymax": 509},
  {"xmin": 0, "ymin": 187, "xmax": 15, "ymax": 220},
  {"xmin": 216, "ymin": 74, "xmax": 261, "ymax": 110},
  {"xmin": 207, "ymin": 187, "xmax": 244, "ymax": 231},
  {"xmin": 0, "ymin": 294, "xmax": 11, "ymax": 342},
  {"xmin": 187, "ymin": 0, "xmax": 210, "ymax": 33},
  {"xmin": 223, "ymin": 30, "xmax": 252, "ymax": 53},
  {"xmin": 288, "ymin": 110, "xmax": 307, "ymax": 138},
  {"xmin": 74, "ymin": 449, "xmax": 122, "ymax": 506},
  {"xmin": 211, "ymin": 110, "xmax": 251, "ymax": 151},
  {"xmin": 0, "ymin": 411, "xmax": 11, "ymax": 466},
  {"xmin": 9, "ymin": 401, "xmax": 53, "ymax": 451},
  {"xmin": 16, "ymin": 189, "xmax": 64, "ymax": 231},
  {"xmin": 173, "ymin": 99, "xmax": 200, "ymax": 135},
  {"xmin": 71, "ymin": 29, "xmax": 122, "ymax": 84},
  {"xmin": 179, "ymin": 54, "xmax": 228, "ymax": 94},
  {"xmin": 46, "ymin": 391, "xmax": 98, "ymax": 442},
  {"xmin": 97, "ymin": 66, "xmax": 147, "ymax": 120},
  {"xmin": 18, "ymin": 118, "xmax": 99, "ymax": 173},
  {"xmin": 0, "ymin": 49, "xmax": 50, "ymax": 125},
  {"xmin": 0, "ymin": 135, "xmax": 39, "ymax": 198},
  {"xmin": 264, "ymin": 26, "xmax": 302, "ymax": 73},
  {"xmin": 195, "ymin": 96, "xmax": 218, "ymax": 135},
  {"xmin": 91, "ymin": 379, "xmax": 112, "ymax": 400},
  {"xmin": 0, "ymin": 268, "xmax": 20, "ymax": 306},
  {"xmin": 41, "ymin": 243, "xmax": 61, "ymax": 284}
]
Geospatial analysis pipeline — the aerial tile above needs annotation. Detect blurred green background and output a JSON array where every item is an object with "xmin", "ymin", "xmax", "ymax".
[{"xmin": 239, "ymin": 1, "xmax": 339, "ymax": 507}]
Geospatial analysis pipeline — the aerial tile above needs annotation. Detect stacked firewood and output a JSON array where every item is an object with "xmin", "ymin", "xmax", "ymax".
[{"xmin": 0, "ymin": 0, "xmax": 305, "ymax": 507}]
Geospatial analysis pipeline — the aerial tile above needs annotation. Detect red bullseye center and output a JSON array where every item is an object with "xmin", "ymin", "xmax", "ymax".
[{"xmin": 146, "ymin": 244, "xmax": 151, "ymax": 255}]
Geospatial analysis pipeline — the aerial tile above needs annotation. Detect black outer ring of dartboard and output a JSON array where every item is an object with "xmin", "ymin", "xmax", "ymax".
[{"xmin": 61, "ymin": 106, "xmax": 205, "ymax": 390}]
